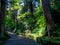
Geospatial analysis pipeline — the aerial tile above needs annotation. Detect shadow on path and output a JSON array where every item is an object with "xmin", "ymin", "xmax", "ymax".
[{"xmin": 3, "ymin": 32, "xmax": 41, "ymax": 45}]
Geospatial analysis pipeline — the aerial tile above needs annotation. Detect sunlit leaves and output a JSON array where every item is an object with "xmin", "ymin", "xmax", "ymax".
[
  {"xmin": 17, "ymin": 12, "xmax": 30, "ymax": 19},
  {"xmin": 5, "ymin": 0, "xmax": 46, "ymax": 40}
]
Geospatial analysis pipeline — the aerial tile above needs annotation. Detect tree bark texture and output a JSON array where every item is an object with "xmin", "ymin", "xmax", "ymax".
[
  {"xmin": 41, "ymin": 0, "xmax": 55, "ymax": 37},
  {"xmin": 0, "ymin": 0, "xmax": 5, "ymax": 36}
]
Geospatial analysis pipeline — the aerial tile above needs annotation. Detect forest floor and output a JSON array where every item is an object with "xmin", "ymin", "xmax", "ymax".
[{"xmin": 2, "ymin": 32, "xmax": 41, "ymax": 45}]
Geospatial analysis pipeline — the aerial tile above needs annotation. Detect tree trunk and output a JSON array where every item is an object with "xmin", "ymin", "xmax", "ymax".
[
  {"xmin": 41, "ymin": 0, "xmax": 54, "ymax": 37},
  {"xmin": 29, "ymin": 0, "xmax": 33, "ymax": 14},
  {"xmin": 0, "ymin": 0, "xmax": 5, "ymax": 36}
]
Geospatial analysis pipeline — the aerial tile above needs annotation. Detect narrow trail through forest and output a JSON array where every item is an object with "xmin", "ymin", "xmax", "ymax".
[{"xmin": 3, "ymin": 32, "xmax": 41, "ymax": 45}]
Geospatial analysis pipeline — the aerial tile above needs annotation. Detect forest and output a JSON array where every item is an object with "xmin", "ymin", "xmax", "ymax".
[{"xmin": 0, "ymin": 0, "xmax": 60, "ymax": 45}]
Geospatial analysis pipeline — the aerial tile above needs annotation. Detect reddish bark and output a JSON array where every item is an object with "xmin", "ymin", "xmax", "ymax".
[{"xmin": 41, "ymin": 0, "xmax": 54, "ymax": 37}]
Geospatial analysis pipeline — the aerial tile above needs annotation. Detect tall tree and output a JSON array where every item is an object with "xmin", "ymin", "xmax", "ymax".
[
  {"xmin": 0, "ymin": 0, "xmax": 6, "ymax": 36},
  {"xmin": 40, "ymin": 0, "xmax": 55, "ymax": 37},
  {"xmin": 29, "ymin": 0, "xmax": 35, "ymax": 19}
]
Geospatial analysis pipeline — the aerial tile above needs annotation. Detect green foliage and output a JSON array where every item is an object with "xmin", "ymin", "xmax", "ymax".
[
  {"xmin": 4, "ymin": 0, "xmax": 46, "ymax": 41},
  {"xmin": 36, "ymin": 0, "xmax": 40, "ymax": 3},
  {"xmin": 51, "ymin": 0, "xmax": 60, "ymax": 11},
  {"xmin": 17, "ymin": 12, "xmax": 30, "ymax": 19},
  {"xmin": 50, "ymin": 0, "xmax": 60, "ymax": 37},
  {"xmin": 5, "ymin": 1, "xmax": 46, "ymax": 39},
  {"xmin": 15, "ymin": 6, "xmax": 46, "ymax": 40},
  {"xmin": 5, "ymin": 15, "xmax": 14, "ymax": 28},
  {"xmin": 37, "ymin": 37, "xmax": 60, "ymax": 45},
  {"xmin": 33, "ymin": 7, "xmax": 46, "ymax": 34},
  {"xmin": 3, "ymin": 0, "xmax": 60, "ymax": 44}
]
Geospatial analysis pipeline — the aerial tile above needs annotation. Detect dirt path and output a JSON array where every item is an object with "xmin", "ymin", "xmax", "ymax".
[{"xmin": 3, "ymin": 32, "xmax": 41, "ymax": 45}]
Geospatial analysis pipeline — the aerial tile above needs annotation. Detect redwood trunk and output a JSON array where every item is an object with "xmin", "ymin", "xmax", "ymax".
[
  {"xmin": 0, "ymin": 0, "xmax": 5, "ymax": 36},
  {"xmin": 41, "ymin": 0, "xmax": 54, "ymax": 37}
]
